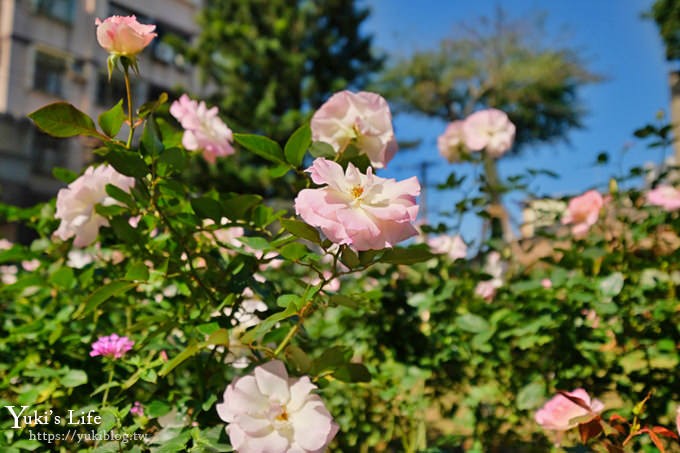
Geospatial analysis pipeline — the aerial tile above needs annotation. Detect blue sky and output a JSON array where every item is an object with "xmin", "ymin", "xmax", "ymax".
[{"xmin": 362, "ymin": 0, "xmax": 670, "ymax": 239}]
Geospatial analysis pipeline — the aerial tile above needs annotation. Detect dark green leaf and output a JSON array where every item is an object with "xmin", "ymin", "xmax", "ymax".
[
  {"xmin": 334, "ymin": 363, "xmax": 371, "ymax": 382},
  {"xmin": 73, "ymin": 281, "xmax": 136, "ymax": 319},
  {"xmin": 280, "ymin": 218, "xmax": 321, "ymax": 244},
  {"xmin": 104, "ymin": 146, "xmax": 148, "ymax": 178},
  {"xmin": 98, "ymin": 99, "xmax": 126, "ymax": 138},
  {"xmin": 234, "ymin": 133, "xmax": 285, "ymax": 163},
  {"xmin": 191, "ymin": 197, "xmax": 223, "ymax": 223},
  {"xmin": 284, "ymin": 124, "xmax": 311, "ymax": 167},
  {"xmin": 105, "ymin": 184, "xmax": 135, "ymax": 208},
  {"xmin": 380, "ymin": 245, "xmax": 434, "ymax": 265},
  {"xmin": 52, "ymin": 167, "xmax": 78, "ymax": 184},
  {"xmin": 309, "ymin": 141, "xmax": 336, "ymax": 158},
  {"xmin": 125, "ymin": 262, "xmax": 149, "ymax": 281},
  {"xmin": 28, "ymin": 102, "xmax": 104, "ymax": 139}
]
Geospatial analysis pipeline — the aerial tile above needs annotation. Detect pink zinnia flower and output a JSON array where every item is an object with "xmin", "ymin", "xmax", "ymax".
[
  {"xmin": 646, "ymin": 185, "xmax": 680, "ymax": 211},
  {"xmin": 462, "ymin": 108, "xmax": 516, "ymax": 158},
  {"xmin": 216, "ymin": 360, "xmax": 338, "ymax": 453},
  {"xmin": 535, "ymin": 388, "xmax": 604, "ymax": 432},
  {"xmin": 54, "ymin": 165, "xmax": 135, "ymax": 248},
  {"xmin": 295, "ymin": 158, "xmax": 420, "ymax": 251},
  {"xmin": 95, "ymin": 15, "xmax": 156, "ymax": 57},
  {"xmin": 437, "ymin": 121, "xmax": 467, "ymax": 162},
  {"xmin": 561, "ymin": 190, "xmax": 604, "ymax": 237},
  {"xmin": 170, "ymin": 94, "xmax": 234, "ymax": 164},
  {"xmin": 90, "ymin": 334, "xmax": 134, "ymax": 359},
  {"xmin": 311, "ymin": 90, "xmax": 398, "ymax": 168}
]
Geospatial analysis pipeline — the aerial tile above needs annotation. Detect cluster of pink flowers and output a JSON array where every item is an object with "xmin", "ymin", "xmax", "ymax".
[
  {"xmin": 95, "ymin": 15, "xmax": 156, "ymax": 58},
  {"xmin": 438, "ymin": 108, "xmax": 516, "ymax": 162},
  {"xmin": 311, "ymin": 90, "xmax": 398, "ymax": 168},
  {"xmin": 216, "ymin": 360, "xmax": 338, "ymax": 452},
  {"xmin": 295, "ymin": 158, "xmax": 420, "ymax": 251},
  {"xmin": 170, "ymin": 95, "xmax": 235, "ymax": 164},
  {"xmin": 54, "ymin": 165, "xmax": 135, "ymax": 248},
  {"xmin": 561, "ymin": 189, "xmax": 605, "ymax": 236},
  {"xmin": 90, "ymin": 334, "xmax": 134, "ymax": 359}
]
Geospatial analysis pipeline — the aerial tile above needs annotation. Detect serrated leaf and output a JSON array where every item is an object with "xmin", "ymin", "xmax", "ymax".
[
  {"xmin": 29, "ymin": 102, "xmax": 105, "ymax": 139},
  {"xmin": 98, "ymin": 99, "xmax": 126, "ymax": 138},
  {"xmin": 284, "ymin": 124, "xmax": 311, "ymax": 167},
  {"xmin": 234, "ymin": 133, "xmax": 285, "ymax": 163}
]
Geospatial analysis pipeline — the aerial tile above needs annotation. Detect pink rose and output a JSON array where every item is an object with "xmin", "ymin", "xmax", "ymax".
[
  {"xmin": 428, "ymin": 234, "xmax": 467, "ymax": 261},
  {"xmin": 54, "ymin": 165, "xmax": 135, "ymax": 248},
  {"xmin": 216, "ymin": 360, "xmax": 338, "ymax": 453},
  {"xmin": 170, "ymin": 94, "xmax": 235, "ymax": 164},
  {"xmin": 95, "ymin": 15, "xmax": 156, "ymax": 57},
  {"xmin": 311, "ymin": 90, "xmax": 398, "ymax": 168},
  {"xmin": 462, "ymin": 108, "xmax": 516, "ymax": 158},
  {"xmin": 676, "ymin": 406, "xmax": 680, "ymax": 436},
  {"xmin": 541, "ymin": 278, "xmax": 553, "ymax": 289},
  {"xmin": 90, "ymin": 334, "xmax": 134, "ymax": 359},
  {"xmin": 0, "ymin": 239, "xmax": 12, "ymax": 250},
  {"xmin": 535, "ymin": 388, "xmax": 604, "ymax": 432},
  {"xmin": 561, "ymin": 190, "xmax": 604, "ymax": 236},
  {"xmin": 437, "ymin": 121, "xmax": 467, "ymax": 162},
  {"xmin": 474, "ymin": 280, "xmax": 498, "ymax": 301},
  {"xmin": 295, "ymin": 158, "xmax": 420, "ymax": 251},
  {"xmin": 646, "ymin": 185, "xmax": 680, "ymax": 211}
]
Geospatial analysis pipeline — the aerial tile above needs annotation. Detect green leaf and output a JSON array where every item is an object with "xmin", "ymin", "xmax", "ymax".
[
  {"xmin": 28, "ymin": 102, "xmax": 105, "ymax": 139},
  {"xmin": 98, "ymin": 99, "xmax": 126, "ymax": 138},
  {"xmin": 158, "ymin": 147, "xmax": 187, "ymax": 175},
  {"xmin": 206, "ymin": 329, "xmax": 230, "ymax": 346},
  {"xmin": 234, "ymin": 133, "xmax": 285, "ymax": 163},
  {"xmin": 280, "ymin": 218, "xmax": 321, "ymax": 244},
  {"xmin": 191, "ymin": 197, "xmax": 223, "ymax": 223},
  {"xmin": 328, "ymin": 295, "xmax": 360, "ymax": 308},
  {"xmin": 146, "ymin": 400, "xmax": 172, "ymax": 418},
  {"xmin": 456, "ymin": 313, "xmax": 491, "ymax": 333},
  {"xmin": 138, "ymin": 92, "xmax": 168, "ymax": 118},
  {"xmin": 240, "ymin": 304, "xmax": 297, "ymax": 345},
  {"xmin": 105, "ymin": 184, "xmax": 135, "ymax": 208},
  {"xmin": 52, "ymin": 167, "xmax": 78, "ymax": 184},
  {"xmin": 284, "ymin": 124, "xmax": 311, "ymax": 167},
  {"xmin": 279, "ymin": 243, "xmax": 308, "ymax": 261},
  {"xmin": 311, "ymin": 346, "xmax": 353, "ymax": 376},
  {"xmin": 516, "ymin": 381, "xmax": 545, "ymax": 410},
  {"xmin": 334, "ymin": 363, "xmax": 371, "ymax": 383},
  {"xmin": 125, "ymin": 262, "xmax": 149, "ymax": 281},
  {"xmin": 277, "ymin": 294, "xmax": 303, "ymax": 309},
  {"xmin": 73, "ymin": 281, "xmax": 136, "ymax": 319},
  {"xmin": 49, "ymin": 266, "xmax": 75, "ymax": 289},
  {"xmin": 141, "ymin": 116, "xmax": 164, "ymax": 156},
  {"xmin": 103, "ymin": 146, "xmax": 148, "ymax": 178},
  {"xmin": 381, "ymin": 245, "xmax": 435, "ymax": 265},
  {"xmin": 309, "ymin": 141, "xmax": 336, "ymax": 158},
  {"xmin": 61, "ymin": 369, "xmax": 88, "ymax": 388},
  {"xmin": 222, "ymin": 194, "xmax": 262, "ymax": 220},
  {"xmin": 340, "ymin": 246, "xmax": 360, "ymax": 268},
  {"xmin": 599, "ymin": 272, "xmax": 624, "ymax": 298}
]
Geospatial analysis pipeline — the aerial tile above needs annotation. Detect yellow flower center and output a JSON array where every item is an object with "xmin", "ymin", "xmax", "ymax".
[
  {"xmin": 351, "ymin": 186, "xmax": 364, "ymax": 199},
  {"xmin": 276, "ymin": 408, "xmax": 289, "ymax": 422}
]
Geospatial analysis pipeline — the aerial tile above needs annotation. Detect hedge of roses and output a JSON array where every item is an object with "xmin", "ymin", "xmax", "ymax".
[{"xmin": 0, "ymin": 15, "xmax": 679, "ymax": 453}]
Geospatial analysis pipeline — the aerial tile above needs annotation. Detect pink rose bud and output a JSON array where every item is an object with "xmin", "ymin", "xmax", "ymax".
[
  {"xmin": 170, "ymin": 94, "xmax": 235, "ymax": 164},
  {"xmin": 311, "ymin": 90, "xmax": 398, "ymax": 168},
  {"xmin": 54, "ymin": 165, "xmax": 135, "ymax": 248},
  {"xmin": 95, "ymin": 15, "xmax": 156, "ymax": 57},
  {"xmin": 437, "ymin": 121, "xmax": 467, "ymax": 162},
  {"xmin": 561, "ymin": 190, "xmax": 604, "ymax": 237},
  {"xmin": 295, "ymin": 158, "xmax": 420, "ymax": 251},
  {"xmin": 216, "ymin": 360, "xmax": 338, "ymax": 452},
  {"xmin": 646, "ymin": 185, "xmax": 680, "ymax": 211},
  {"xmin": 462, "ymin": 108, "xmax": 516, "ymax": 158},
  {"xmin": 535, "ymin": 388, "xmax": 604, "ymax": 432}
]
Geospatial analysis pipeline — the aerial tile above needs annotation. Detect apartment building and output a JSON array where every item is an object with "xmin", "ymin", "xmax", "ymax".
[{"xmin": 0, "ymin": 0, "xmax": 202, "ymax": 239}]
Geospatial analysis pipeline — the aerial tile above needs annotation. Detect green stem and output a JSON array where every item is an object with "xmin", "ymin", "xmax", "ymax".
[
  {"xmin": 123, "ymin": 68, "xmax": 134, "ymax": 148},
  {"xmin": 482, "ymin": 153, "xmax": 506, "ymax": 241},
  {"xmin": 101, "ymin": 365, "xmax": 115, "ymax": 407}
]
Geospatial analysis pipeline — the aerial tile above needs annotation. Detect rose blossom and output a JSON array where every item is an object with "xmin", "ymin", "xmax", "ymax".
[
  {"xmin": 216, "ymin": 360, "xmax": 338, "ymax": 453},
  {"xmin": 95, "ymin": 15, "xmax": 156, "ymax": 57},
  {"xmin": 462, "ymin": 108, "xmax": 516, "ymax": 158},
  {"xmin": 0, "ymin": 239, "xmax": 12, "ymax": 250},
  {"xmin": 535, "ymin": 388, "xmax": 604, "ymax": 432},
  {"xmin": 676, "ymin": 406, "xmax": 680, "ymax": 436},
  {"xmin": 561, "ymin": 190, "xmax": 604, "ymax": 236},
  {"xmin": 311, "ymin": 90, "xmax": 398, "ymax": 168},
  {"xmin": 295, "ymin": 158, "xmax": 420, "ymax": 251},
  {"xmin": 54, "ymin": 165, "xmax": 135, "ymax": 248},
  {"xmin": 90, "ymin": 334, "xmax": 134, "ymax": 359},
  {"xmin": 427, "ymin": 234, "xmax": 467, "ymax": 261},
  {"xmin": 437, "ymin": 121, "xmax": 467, "ymax": 162},
  {"xmin": 170, "ymin": 94, "xmax": 235, "ymax": 164},
  {"xmin": 646, "ymin": 185, "xmax": 680, "ymax": 211}
]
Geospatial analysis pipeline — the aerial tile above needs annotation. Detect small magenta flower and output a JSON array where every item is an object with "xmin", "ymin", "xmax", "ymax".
[
  {"xmin": 90, "ymin": 334, "xmax": 134, "ymax": 359},
  {"xmin": 130, "ymin": 401, "xmax": 144, "ymax": 417}
]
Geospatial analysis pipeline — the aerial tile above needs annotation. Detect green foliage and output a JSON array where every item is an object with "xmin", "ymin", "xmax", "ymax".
[{"xmin": 646, "ymin": 0, "xmax": 680, "ymax": 62}]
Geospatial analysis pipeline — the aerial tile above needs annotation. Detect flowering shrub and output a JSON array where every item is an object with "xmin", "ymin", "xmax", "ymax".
[{"xmin": 0, "ymin": 14, "xmax": 678, "ymax": 453}]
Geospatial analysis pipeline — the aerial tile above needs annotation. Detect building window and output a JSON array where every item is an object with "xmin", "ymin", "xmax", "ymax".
[
  {"xmin": 31, "ymin": 130, "xmax": 68, "ymax": 177},
  {"xmin": 32, "ymin": 0, "xmax": 75, "ymax": 23},
  {"xmin": 33, "ymin": 51, "xmax": 67, "ymax": 97}
]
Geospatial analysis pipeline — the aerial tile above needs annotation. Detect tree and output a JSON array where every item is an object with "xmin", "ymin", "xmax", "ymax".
[
  {"xmin": 187, "ymin": 0, "xmax": 383, "ymax": 144},
  {"xmin": 646, "ymin": 0, "xmax": 680, "ymax": 63},
  {"xmin": 376, "ymin": 8, "xmax": 600, "ymax": 240}
]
